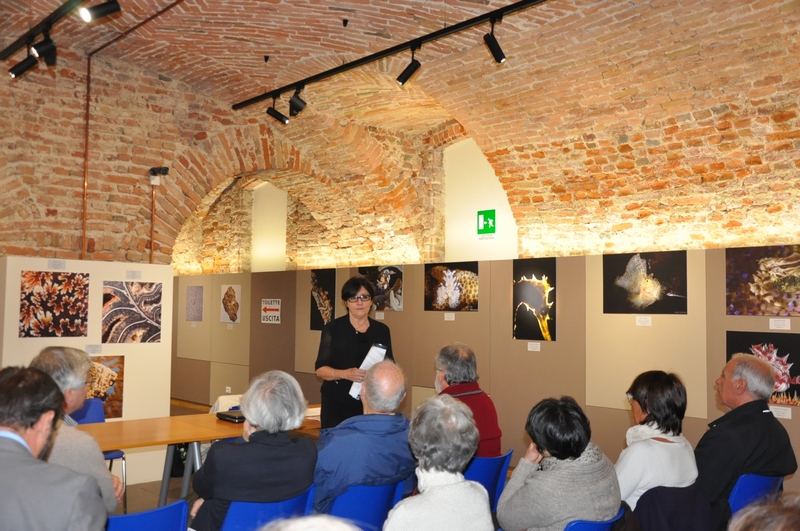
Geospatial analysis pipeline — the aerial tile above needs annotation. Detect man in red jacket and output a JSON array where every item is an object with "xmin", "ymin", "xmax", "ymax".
[{"xmin": 435, "ymin": 343, "xmax": 502, "ymax": 457}]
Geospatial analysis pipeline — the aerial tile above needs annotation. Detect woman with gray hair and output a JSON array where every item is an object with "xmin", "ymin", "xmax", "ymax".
[
  {"xmin": 190, "ymin": 371, "xmax": 317, "ymax": 531},
  {"xmin": 383, "ymin": 394, "xmax": 494, "ymax": 531}
]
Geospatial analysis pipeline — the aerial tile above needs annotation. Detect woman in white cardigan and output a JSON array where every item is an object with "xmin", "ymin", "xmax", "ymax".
[{"xmin": 616, "ymin": 371, "xmax": 697, "ymax": 510}]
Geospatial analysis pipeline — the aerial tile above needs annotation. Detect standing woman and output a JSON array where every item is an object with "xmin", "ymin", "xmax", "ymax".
[{"xmin": 315, "ymin": 276, "xmax": 393, "ymax": 428}]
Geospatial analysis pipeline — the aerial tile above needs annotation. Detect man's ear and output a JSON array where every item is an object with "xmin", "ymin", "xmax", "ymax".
[{"xmin": 34, "ymin": 410, "xmax": 56, "ymax": 434}]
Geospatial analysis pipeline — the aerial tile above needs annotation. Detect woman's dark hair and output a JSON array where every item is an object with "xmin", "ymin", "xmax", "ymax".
[
  {"xmin": 341, "ymin": 276, "xmax": 375, "ymax": 302},
  {"xmin": 525, "ymin": 396, "xmax": 590, "ymax": 460},
  {"xmin": 627, "ymin": 370, "xmax": 686, "ymax": 435}
]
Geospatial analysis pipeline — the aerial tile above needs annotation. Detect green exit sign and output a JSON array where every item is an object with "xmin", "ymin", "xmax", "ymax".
[{"xmin": 477, "ymin": 209, "xmax": 496, "ymax": 235}]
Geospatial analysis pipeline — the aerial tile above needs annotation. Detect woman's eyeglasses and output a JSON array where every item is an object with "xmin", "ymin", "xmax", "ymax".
[
  {"xmin": 625, "ymin": 393, "xmax": 633, "ymax": 404},
  {"xmin": 347, "ymin": 294, "xmax": 372, "ymax": 303}
]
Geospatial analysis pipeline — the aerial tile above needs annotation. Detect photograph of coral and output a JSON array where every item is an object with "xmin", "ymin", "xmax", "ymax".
[
  {"xmin": 186, "ymin": 285, "xmax": 204, "ymax": 321},
  {"xmin": 603, "ymin": 251, "xmax": 687, "ymax": 314},
  {"xmin": 358, "ymin": 266, "xmax": 403, "ymax": 311},
  {"xmin": 424, "ymin": 262, "xmax": 479, "ymax": 311},
  {"xmin": 727, "ymin": 331, "xmax": 800, "ymax": 407},
  {"xmin": 19, "ymin": 270, "xmax": 89, "ymax": 338},
  {"xmin": 88, "ymin": 355, "xmax": 124, "ymax": 419},
  {"xmin": 220, "ymin": 284, "xmax": 241, "ymax": 324},
  {"xmin": 513, "ymin": 258, "xmax": 556, "ymax": 341},
  {"xmin": 726, "ymin": 245, "xmax": 800, "ymax": 316},
  {"xmin": 102, "ymin": 281, "xmax": 162, "ymax": 343},
  {"xmin": 311, "ymin": 269, "xmax": 336, "ymax": 330}
]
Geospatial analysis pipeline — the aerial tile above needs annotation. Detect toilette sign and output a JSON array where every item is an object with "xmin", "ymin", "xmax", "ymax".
[{"xmin": 261, "ymin": 299, "xmax": 281, "ymax": 324}]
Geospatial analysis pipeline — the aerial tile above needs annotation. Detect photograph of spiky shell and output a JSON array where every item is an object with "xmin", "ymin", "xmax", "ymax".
[
  {"xmin": 603, "ymin": 251, "xmax": 687, "ymax": 314},
  {"xmin": 727, "ymin": 331, "xmax": 800, "ymax": 407},
  {"xmin": 358, "ymin": 266, "xmax": 403, "ymax": 311},
  {"xmin": 513, "ymin": 258, "xmax": 556, "ymax": 341},
  {"xmin": 726, "ymin": 245, "xmax": 800, "ymax": 316},
  {"xmin": 424, "ymin": 262, "xmax": 479, "ymax": 312},
  {"xmin": 310, "ymin": 269, "xmax": 336, "ymax": 330},
  {"xmin": 88, "ymin": 356, "xmax": 124, "ymax": 419}
]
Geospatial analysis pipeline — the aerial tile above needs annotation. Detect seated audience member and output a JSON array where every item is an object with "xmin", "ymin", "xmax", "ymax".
[
  {"xmin": 616, "ymin": 371, "xmax": 697, "ymax": 510},
  {"xmin": 695, "ymin": 354, "xmax": 797, "ymax": 531},
  {"xmin": 727, "ymin": 493, "xmax": 800, "ymax": 531},
  {"xmin": 191, "ymin": 371, "xmax": 317, "ymax": 531},
  {"xmin": 0, "ymin": 366, "xmax": 106, "ymax": 530},
  {"xmin": 314, "ymin": 360, "xmax": 416, "ymax": 513},
  {"xmin": 30, "ymin": 346, "xmax": 123, "ymax": 513},
  {"xmin": 383, "ymin": 394, "xmax": 494, "ymax": 531},
  {"xmin": 497, "ymin": 396, "xmax": 621, "ymax": 531},
  {"xmin": 435, "ymin": 343, "xmax": 502, "ymax": 457},
  {"xmin": 258, "ymin": 515, "xmax": 360, "ymax": 531}
]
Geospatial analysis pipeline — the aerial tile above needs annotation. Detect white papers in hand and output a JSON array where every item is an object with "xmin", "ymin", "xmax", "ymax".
[{"xmin": 349, "ymin": 344, "xmax": 387, "ymax": 399}]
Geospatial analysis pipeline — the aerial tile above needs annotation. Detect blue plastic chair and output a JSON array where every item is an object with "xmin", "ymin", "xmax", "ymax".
[
  {"xmin": 563, "ymin": 507, "xmax": 626, "ymax": 531},
  {"xmin": 221, "ymin": 484, "xmax": 316, "ymax": 531},
  {"xmin": 107, "ymin": 499, "xmax": 187, "ymax": 531},
  {"xmin": 728, "ymin": 473, "xmax": 784, "ymax": 515},
  {"xmin": 71, "ymin": 397, "xmax": 127, "ymax": 513},
  {"xmin": 463, "ymin": 449, "xmax": 513, "ymax": 512},
  {"xmin": 328, "ymin": 481, "xmax": 405, "ymax": 531}
]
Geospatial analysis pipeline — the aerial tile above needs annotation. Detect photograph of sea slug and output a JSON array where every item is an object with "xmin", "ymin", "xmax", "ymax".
[
  {"xmin": 603, "ymin": 251, "xmax": 687, "ymax": 314},
  {"xmin": 727, "ymin": 331, "xmax": 800, "ymax": 407},
  {"xmin": 102, "ymin": 281, "xmax": 162, "ymax": 343},
  {"xmin": 310, "ymin": 269, "xmax": 336, "ymax": 330},
  {"xmin": 726, "ymin": 245, "xmax": 800, "ymax": 316},
  {"xmin": 220, "ymin": 284, "xmax": 241, "ymax": 323},
  {"xmin": 424, "ymin": 262, "xmax": 479, "ymax": 311},
  {"xmin": 513, "ymin": 258, "xmax": 556, "ymax": 341},
  {"xmin": 19, "ymin": 270, "xmax": 89, "ymax": 338}
]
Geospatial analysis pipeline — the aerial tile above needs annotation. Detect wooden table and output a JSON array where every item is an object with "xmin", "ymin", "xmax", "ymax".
[{"xmin": 78, "ymin": 413, "xmax": 321, "ymax": 507}]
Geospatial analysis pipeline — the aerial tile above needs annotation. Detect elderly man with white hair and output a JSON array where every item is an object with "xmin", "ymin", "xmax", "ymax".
[{"xmin": 383, "ymin": 394, "xmax": 494, "ymax": 531}]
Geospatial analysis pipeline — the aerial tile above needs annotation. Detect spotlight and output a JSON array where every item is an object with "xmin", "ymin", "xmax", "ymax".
[
  {"xmin": 484, "ymin": 20, "xmax": 506, "ymax": 64},
  {"xmin": 9, "ymin": 54, "xmax": 38, "ymax": 79},
  {"xmin": 31, "ymin": 35, "xmax": 57, "ymax": 67},
  {"xmin": 149, "ymin": 167, "xmax": 169, "ymax": 176},
  {"xmin": 80, "ymin": 0, "xmax": 121, "ymax": 22},
  {"xmin": 396, "ymin": 59, "xmax": 420, "ymax": 85},
  {"xmin": 267, "ymin": 98, "xmax": 289, "ymax": 124},
  {"xmin": 289, "ymin": 89, "xmax": 307, "ymax": 117}
]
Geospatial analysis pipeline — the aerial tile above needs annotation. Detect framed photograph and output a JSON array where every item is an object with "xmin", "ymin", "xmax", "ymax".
[
  {"xmin": 727, "ymin": 331, "xmax": 800, "ymax": 406},
  {"xmin": 102, "ymin": 281, "xmax": 162, "ymax": 343},
  {"xmin": 220, "ymin": 284, "xmax": 241, "ymax": 324},
  {"xmin": 88, "ymin": 355, "xmax": 124, "ymax": 419},
  {"xmin": 358, "ymin": 266, "xmax": 403, "ymax": 311},
  {"xmin": 310, "ymin": 269, "xmax": 336, "ymax": 330},
  {"xmin": 726, "ymin": 245, "xmax": 800, "ymax": 316},
  {"xmin": 424, "ymin": 262, "xmax": 479, "ymax": 311},
  {"xmin": 20, "ymin": 271, "xmax": 89, "ymax": 338},
  {"xmin": 513, "ymin": 258, "xmax": 556, "ymax": 341},
  {"xmin": 603, "ymin": 251, "xmax": 687, "ymax": 314}
]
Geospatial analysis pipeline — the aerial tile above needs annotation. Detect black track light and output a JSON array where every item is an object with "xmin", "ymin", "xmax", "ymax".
[
  {"xmin": 484, "ymin": 20, "xmax": 506, "ymax": 64},
  {"xmin": 80, "ymin": 0, "xmax": 121, "ymax": 23},
  {"xmin": 396, "ymin": 45, "xmax": 421, "ymax": 86},
  {"xmin": 267, "ymin": 98, "xmax": 289, "ymax": 124},
  {"xmin": 31, "ymin": 35, "xmax": 57, "ymax": 67},
  {"xmin": 9, "ymin": 54, "xmax": 38, "ymax": 79},
  {"xmin": 289, "ymin": 89, "xmax": 307, "ymax": 117}
]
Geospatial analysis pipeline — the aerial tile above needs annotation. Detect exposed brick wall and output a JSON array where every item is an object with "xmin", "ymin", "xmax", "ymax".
[{"xmin": 1, "ymin": 0, "xmax": 799, "ymax": 272}]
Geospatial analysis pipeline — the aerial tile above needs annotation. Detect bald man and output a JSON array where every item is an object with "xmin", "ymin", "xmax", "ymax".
[
  {"xmin": 695, "ymin": 354, "xmax": 797, "ymax": 531},
  {"xmin": 313, "ymin": 360, "xmax": 416, "ymax": 513}
]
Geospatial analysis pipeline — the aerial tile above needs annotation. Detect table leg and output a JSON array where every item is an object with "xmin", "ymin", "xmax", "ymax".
[
  {"xmin": 180, "ymin": 443, "xmax": 198, "ymax": 498},
  {"xmin": 159, "ymin": 444, "xmax": 176, "ymax": 507}
]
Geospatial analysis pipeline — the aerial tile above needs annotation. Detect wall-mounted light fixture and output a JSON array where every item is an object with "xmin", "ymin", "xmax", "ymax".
[
  {"xmin": 396, "ymin": 44, "xmax": 421, "ymax": 86},
  {"xmin": 484, "ymin": 18, "xmax": 506, "ymax": 64},
  {"xmin": 9, "ymin": 51, "xmax": 38, "ymax": 79},
  {"xmin": 80, "ymin": 0, "xmax": 121, "ymax": 23},
  {"xmin": 31, "ymin": 30, "xmax": 57, "ymax": 67},
  {"xmin": 289, "ymin": 88, "xmax": 307, "ymax": 117},
  {"xmin": 267, "ymin": 97, "xmax": 289, "ymax": 124}
]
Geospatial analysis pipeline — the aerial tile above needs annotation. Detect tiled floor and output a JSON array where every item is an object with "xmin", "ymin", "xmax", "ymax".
[{"xmin": 111, "ymin": 399, "xmax": 210, "ymax": 516}]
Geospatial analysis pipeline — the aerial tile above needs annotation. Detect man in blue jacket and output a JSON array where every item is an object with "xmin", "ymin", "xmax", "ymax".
[{"xmin": 313, "ymin": 360, "xmax": 416, "ymax": 513}]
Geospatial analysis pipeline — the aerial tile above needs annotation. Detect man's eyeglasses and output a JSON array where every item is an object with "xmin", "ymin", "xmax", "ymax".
[
  {"xmin": 347, "ymin": 294, "xmax": 372, "ymax": 303},
  {"xmin": 625, "ymin": 393, "xmax": 633, "ymax": 404}
]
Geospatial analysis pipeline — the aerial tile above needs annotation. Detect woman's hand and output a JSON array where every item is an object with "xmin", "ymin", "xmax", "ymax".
[
  {"xmin": 345, "ymin": 368, "xmax": 367, "ymax": 383},
  {"xmin": 524, "ymin": 442, "xmax": 544, "ymax": 465}
]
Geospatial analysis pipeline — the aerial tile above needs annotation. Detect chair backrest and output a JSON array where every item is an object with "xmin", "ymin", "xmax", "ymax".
[
  {"xmin": 728, "ymin": 474, "xmax": 784, "ymax": 515},
  {"xmin": 634, "ymin": 483, "xmax": 711, "ymax": 531},
  {"xmin": 107, "ymin": 499, "xmax": 187, "ymax": 531},
  {"xmin": 71, "ymin": 397, "xmax": 106, "ymax": 424},
  {"xmin": 563, "ymin": 507, "xmax": 626, "ymax": 531},
  {"xmin": 463, "ymin": 449, "xmax": 514, "ymax": 512},
  {"xmin": 328, "ymin": 481, "xmax": 405, "ymax": 531},
  {"xmin": 221, "ymin": 484, "xmax": 316, "ymax": 531}
]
